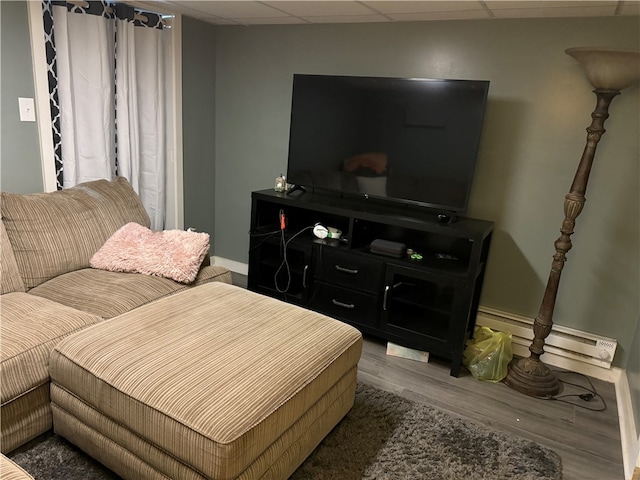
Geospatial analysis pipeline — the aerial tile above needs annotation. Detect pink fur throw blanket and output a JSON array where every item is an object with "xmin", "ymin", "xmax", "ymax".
[{"xmin": 90, "ymin": 222, "xmax": 210, "ymax": 284}]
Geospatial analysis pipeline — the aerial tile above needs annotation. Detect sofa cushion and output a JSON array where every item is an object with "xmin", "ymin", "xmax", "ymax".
[
  {"xmin": 1, "ymin": 384, "xmax": 51, "ymax": 454},
  {"xmin": 0, "ymin": 293, "xmax": 102, "ymax": 405},
  {"xmin": 1, "ymin": 177, "xmax": 150, "ymax": 290},
  {"xmin": 0, "ymin": 220, "xmax": 25, "ymax": 294},
  {"xmin": 28, "ymin": 265, "xmax": 233, "ymax": 319}
]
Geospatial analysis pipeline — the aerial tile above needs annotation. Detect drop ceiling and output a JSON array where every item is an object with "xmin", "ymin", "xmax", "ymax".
[{"xmin": 134, "ymin": 1, "xmax": 639, "ymax": 25}]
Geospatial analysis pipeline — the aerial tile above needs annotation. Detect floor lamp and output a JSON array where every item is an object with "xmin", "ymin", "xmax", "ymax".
[{"xmin": 504, "ymin": 47, "xmax": 640, "ymax": 397}]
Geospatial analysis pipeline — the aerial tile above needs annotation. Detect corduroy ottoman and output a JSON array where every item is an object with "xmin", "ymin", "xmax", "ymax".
[
  {"xmin": 49, "ymin": 282, "xmax": 362, "ymax": 480},
  {"xmin": 0, "ymin": 454, "xmax": 35, "ymax": 480}
]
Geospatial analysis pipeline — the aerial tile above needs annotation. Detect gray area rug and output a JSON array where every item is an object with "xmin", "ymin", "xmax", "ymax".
[{"xmin": 9, "ymin": 382, "xmax": 561, "ymax": 480}]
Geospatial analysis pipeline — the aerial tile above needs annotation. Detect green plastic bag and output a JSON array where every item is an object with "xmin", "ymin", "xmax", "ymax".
[{"xmin": 463, "ymin": 326, "xmax": 513, "ymax": 382}]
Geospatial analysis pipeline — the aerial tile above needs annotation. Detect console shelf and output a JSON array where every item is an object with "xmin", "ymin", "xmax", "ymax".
[{"xmin": 248, "ymin": 189, "xmax": 493, "ymax": 376}]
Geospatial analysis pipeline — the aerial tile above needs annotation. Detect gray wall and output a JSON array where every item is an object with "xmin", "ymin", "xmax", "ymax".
[
  {"xmin": 1, "ymin": 1, "xmax": 43, "ymax": 193},
  {"xmin": 182, "ymin": 16, "xmax": 217, "ymax": 243},
  {"xmin": 212, "ymin": 17, "xmax": 639, "ymax": 368}
]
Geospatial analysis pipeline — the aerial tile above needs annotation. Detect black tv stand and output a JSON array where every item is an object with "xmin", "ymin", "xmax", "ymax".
[
  {"xmin": 286, "ymin": 184, "xmax": 306, "ymax": 195},
  {"xmin": 247, "ymin": 189, "xmax": 493, "ymax": 376}
]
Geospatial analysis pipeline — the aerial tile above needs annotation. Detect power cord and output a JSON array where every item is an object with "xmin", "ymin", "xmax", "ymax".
[
  {"xmin": 248, "ymin": 228, "xmax": 281, "ymax": 252},
  {"xmin": 545, "ymin": 371, "xmax": 607, "ymax": 412},
  {"xmin": 274, "ymin": 228, "xmax": 289, "ymax": 293},
  {"xmin": 274, "ymin": 221, "xmax": 314, "ymax": 294},
  {"xmin": 249, "ymin": 211, "xmax": 314, "ymax": 294},
  {"xmin": 250, "ymin": 229, "xmax": 281, "ymax": 237}
]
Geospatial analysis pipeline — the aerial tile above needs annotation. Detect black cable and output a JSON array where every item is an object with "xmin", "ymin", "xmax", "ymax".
[
  {"xmin": 250, "ymin": 228, "xmax": 281, "ymax": 237},
  {"xmin": 274, "ymin": 229, "xmax": 289, "ymax": 293},
  {"xmin": 544, "ymin": 370, "xmax": 607, "ymax": 412},
  {"xmin": 248, "ymin": 229, "xmax": 281, "ymax": 252},
  {"xmin": 274, "ymin": 225, "xmax": 314, "ymax": 294},
  {"xmin": 285, "ymin": 225, "xmax": 315, "ymax": 245}
]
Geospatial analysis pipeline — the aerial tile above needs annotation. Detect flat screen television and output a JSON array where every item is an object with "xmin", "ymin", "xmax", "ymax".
[{"xmin": 286, "ymin": 74, "xmax": 490, "ymax": 213}]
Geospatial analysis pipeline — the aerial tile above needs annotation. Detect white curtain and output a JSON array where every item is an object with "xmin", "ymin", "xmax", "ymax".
[
  {"xmin": 115, "ymin": 14, "xmax": 166, "ymax": 229},
  {"xmin": 53, "ymin": 6, "xmax": 115, "ymax": 187},
  {"xmin": 52, "ymin": 3, "xmax": 167, "ymax": 229}
]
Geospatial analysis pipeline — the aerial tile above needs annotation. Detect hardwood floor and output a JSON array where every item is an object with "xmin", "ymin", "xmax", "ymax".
[
  {"xmin": 233, "ymin": 275, "xmax": 623, "ymax": 479},
  {"xmin": 357, "ymin": 335, "xmax": 623, "ymax": 480}
]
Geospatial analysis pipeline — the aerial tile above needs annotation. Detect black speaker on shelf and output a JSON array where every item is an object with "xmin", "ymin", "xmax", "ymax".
[{"xmin": 370, "ymin": 239, "xmax": 406, "ymax": 258}]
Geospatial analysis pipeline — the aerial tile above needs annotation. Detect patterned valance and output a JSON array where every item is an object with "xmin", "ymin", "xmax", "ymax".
[{"xmin": 50, "ymin": 1, "xmax": 165, "ymax": 29}]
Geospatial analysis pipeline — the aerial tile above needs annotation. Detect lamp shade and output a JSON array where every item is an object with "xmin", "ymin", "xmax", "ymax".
[{"xmin": 565, "ymin": 47, "xmax": 640, "ymax": 91}]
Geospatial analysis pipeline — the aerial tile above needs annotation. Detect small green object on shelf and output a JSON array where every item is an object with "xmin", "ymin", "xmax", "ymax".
[{"xmin": 410, "ymin": 253, "xmax": 423, "ymax": 260}]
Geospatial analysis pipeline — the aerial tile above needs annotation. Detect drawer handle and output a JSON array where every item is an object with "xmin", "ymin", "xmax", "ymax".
[
  {"xmin": 335, "ymin": 265, "xmax": 358, "ymax": 274},
  {"xmin": 332, "ymin": 299, "xmax": 355, "ymax": 309},
  {"xmin": 302, "ymin": 265, "xmax": 309, "ymax": 288},
  {"xmin": 383, "ymin": 285, "xmax": 390, "ymax": 311},
  {"xmin": 382, "ymin": 282, "xmax": 402, "ymax": 311}
]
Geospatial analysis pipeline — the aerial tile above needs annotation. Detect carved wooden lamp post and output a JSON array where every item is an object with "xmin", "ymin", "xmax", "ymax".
[{"xmin": 504, "ymin": 47, "xmax": 640, "ymax": 397}]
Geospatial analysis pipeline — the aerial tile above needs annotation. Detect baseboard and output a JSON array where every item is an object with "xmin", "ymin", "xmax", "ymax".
[
  {"xmin": 211, "ymin": 257, "xmax": 248, "ymax": 276},
  {"xmin": 616, "ymin": 370, "xmax": 640, "ymax": 480}
]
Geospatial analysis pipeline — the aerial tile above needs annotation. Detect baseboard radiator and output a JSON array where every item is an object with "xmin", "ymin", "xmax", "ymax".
[{"xmin": 476, "ymin": 306, "xmax": 617, "ymax": 373}]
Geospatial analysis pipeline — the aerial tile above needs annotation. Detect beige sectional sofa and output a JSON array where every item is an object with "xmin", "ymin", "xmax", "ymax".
[{"xmin": 0, "ymin": 177, "xmax": 232, "ymax": 454}]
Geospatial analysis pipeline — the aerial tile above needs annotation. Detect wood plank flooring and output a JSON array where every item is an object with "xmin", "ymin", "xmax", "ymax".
[
  {"xmin": 357, "ymin": 335, "xmax": 623, "ymax": 480},
  {"xmin": 233, "ymin": 275, "xmax": 623, "ymax": 479}
]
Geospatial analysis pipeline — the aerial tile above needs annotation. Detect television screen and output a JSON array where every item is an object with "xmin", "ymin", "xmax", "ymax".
[{"xmin": 286, "ymin": 74, "xmax": 490, "ymax": 213}]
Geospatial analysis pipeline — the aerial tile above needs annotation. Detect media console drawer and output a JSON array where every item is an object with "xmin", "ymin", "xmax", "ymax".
[
  {"xmin": 310, "ymin": 282, "xmax": 380, "ymax": 329},
  {"xmin": 316, "ymin": 248, "xmax": 383, "ymax": 293}
]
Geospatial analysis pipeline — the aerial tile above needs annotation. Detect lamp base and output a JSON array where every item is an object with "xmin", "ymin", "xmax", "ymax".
[{"xmin": 503, "ymin": 356, "xmax": 560, "ymax": 397}]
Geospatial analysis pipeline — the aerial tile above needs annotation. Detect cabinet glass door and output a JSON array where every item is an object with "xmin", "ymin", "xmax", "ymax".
[{"xmin": 382, "ymin": 265, "xmax": 457, "ymax": 343}]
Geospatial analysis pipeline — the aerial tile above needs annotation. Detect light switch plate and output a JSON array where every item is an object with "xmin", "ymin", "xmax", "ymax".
[{"xmin": 18, "ymin": 97, "xmax": 36, "ymax": 122}]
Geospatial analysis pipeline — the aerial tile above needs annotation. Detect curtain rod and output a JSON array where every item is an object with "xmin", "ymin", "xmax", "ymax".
[{"xmin": 64, "ymin": 0, "xmax": 158, "ymax": 24}]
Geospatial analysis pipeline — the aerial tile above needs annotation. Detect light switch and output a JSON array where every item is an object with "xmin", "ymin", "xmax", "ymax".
[{"xmin": 18, "ymin": 97, "xmax": 36, "ymax": 122}]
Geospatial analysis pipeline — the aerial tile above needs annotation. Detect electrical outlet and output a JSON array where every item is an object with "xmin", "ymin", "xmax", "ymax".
[{"xmin": 18, "ymin": 97, "xmax": 36, "ymax": 122}]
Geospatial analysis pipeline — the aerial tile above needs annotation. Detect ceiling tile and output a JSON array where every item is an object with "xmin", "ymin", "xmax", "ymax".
[
  {"xmin": 178, "ymin": 16, "xmax": 235, "ymax": 25},
  {"xmin": 266, "ymin": 1, "xmax": 375, "ymax": 17},
  {"xmin": 301, "ymin": 14, "xmax": 392, "ymax": 23},
  {"xmin": 239, "ymin": 16, "xmax": 309, "ymax": 25},
  {"xmin": 485, "ymin": 1, "xmax": 618, "ymax": 9},
  {"xmin": 148, "ymin": 1, "xmax": 214, "ymax": 18},
  {"xmin": 388, "ymin": 10, "xmax": 491, "ymax": 21},
  {"xmin": 369, "ymin": 1, "xmax": 485, "ymax": 14},
  {"xmin": 491, "ymin": 5, "xmax": 618, "ymax": 18},
  {"xmin": 172, "ymin": 1, "xmax": 284, "ymax": 19}
]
